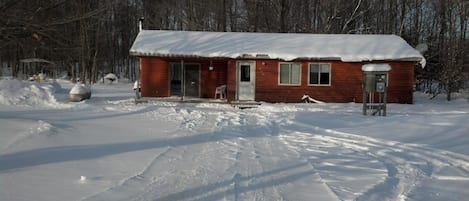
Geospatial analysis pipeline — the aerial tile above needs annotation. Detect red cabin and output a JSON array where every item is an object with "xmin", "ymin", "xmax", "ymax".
[{"xmin": 130, "ymin": 30, "xmax": 425, "ymax": 104}]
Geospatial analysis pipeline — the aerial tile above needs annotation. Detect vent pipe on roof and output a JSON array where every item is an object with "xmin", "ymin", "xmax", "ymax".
[{"xmin": 138, "ymin": 17, "xmax": 144, "ymax": 32}]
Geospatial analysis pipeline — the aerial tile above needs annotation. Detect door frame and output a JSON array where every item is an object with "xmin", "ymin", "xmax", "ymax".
[
  {"xmin": 236, "ymin": 61, "xmax": 256, "ymax": 101},
  {"xmin": 169, "ymin": 62, "xmax": 201, "ymax": 97}
]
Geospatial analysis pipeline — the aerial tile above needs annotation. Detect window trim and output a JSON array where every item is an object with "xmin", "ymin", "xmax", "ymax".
[
  {"xmin": 308, "ymin": 63, "xmax": 331, "ymax": 86},
  {"xmin": 278, "ymin": 62, "xmax": 302, "ymax": 86}
]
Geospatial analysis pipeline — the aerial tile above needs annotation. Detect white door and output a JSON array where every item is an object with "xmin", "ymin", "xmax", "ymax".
[{"xmin": 237, "ymin": 61, "xmax": 255, "ymax": 101}]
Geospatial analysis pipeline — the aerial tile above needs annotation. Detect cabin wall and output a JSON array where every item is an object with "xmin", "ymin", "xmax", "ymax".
[
  {"xmin": 140, "ymin": 57, "xmax": 228, "ymax": 98},
  {"xmin": 226, "ymin": 60, "xmax": 237, "ymax": 101},
  {"xmin": 164, "ymin": 59, "xmax": 228, "ymax": 98},
  {"xmin": 140, "ymin": 57, "xmax": 169, "ymax": 97},
  {"xmin": 253, "ymin": 60, "xmax": 414, "ymax": 103},
  {"xmin": 387, "ymin": 62, "xmax": 415, "ymax": 103},
  {"xmin": 194, "ymin": 59, "xmax": 227, "ymax": 98},
  {"xmin": 139, "ymin": 57, "xmax": 415, "ymax": 104},
  {"xmin": 253, "ymin": 60, "xmax": 361, "ymax": 103}
]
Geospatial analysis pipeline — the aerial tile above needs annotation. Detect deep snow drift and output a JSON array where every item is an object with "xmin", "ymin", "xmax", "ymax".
[
  {"xmin": 0, "ymin": 79, "xmax": 468, "ymax": 201},
  {"xmin": 0, "ymin": 79, "xmax": 64, "ymax": 107}
]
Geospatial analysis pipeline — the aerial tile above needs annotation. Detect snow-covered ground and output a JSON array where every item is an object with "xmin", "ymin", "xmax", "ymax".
[{"xmin": 1, "ymin": 79, "xmax": 468, "ymax": 201}]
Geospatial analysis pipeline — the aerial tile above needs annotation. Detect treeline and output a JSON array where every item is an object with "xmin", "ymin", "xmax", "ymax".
[
  {"xmin": 0, "ymin": 0, "xmax": 468, "ymax": 99},
  {"xmin": 0, "ymin": 0, "xmax": 141, "ymax": 82}
]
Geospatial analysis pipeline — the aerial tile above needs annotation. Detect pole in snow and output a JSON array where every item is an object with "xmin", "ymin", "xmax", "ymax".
[{"xmin": 181, "ymin": 60, "xmax": 185, "ymax": 101}]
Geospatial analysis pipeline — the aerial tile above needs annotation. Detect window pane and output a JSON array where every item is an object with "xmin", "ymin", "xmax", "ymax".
[
  {"xmin": 310, "ymin": 64, "xmax": 319, "ymax": 72},
  {"xmin": 320, "ymin": 64, "xmax": 330, "ymax": 85},
  {"xmin": 280, "ymin": 64, "xmax": 290, "ymax": 84},
  {"xmin": 291, "ymin": 64, "xmax": 300, "ymax": 84},
  {"xmin": 320, "ymin": 72, "xmax": 329, "ymax": 84},
  {"xmin": 320, "ymin": 64, "xmax": 330, "ymax": 73},
  {"xmin": 309, "ymin": 64, "xmax": 319, "ymax": 84},
  {"xmin": 170, "ymin": 63, "xmax": 182, "ymax": 80},
  {"xmin": 170, "ymin": 63, "xmax": 182, "ymax": 96},
  {"xmin": 240, "ymin": 65, "xmax": 250, "ymax": 82}
]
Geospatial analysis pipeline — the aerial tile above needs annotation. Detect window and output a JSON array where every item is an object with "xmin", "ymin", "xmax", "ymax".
[
  {"xmin": 170, "ymin": 63, "xmax": 182, "ymax": 81},
  {"xmin": 309, "ymin": 63, "xmax": 331, "ymax": 85},
  {"xmin": 170, "ymin": 63, "xmax": 182, "ymax": 95},
  {"xmin": 240, "ymin": 65, "xmax": 250, "ymax": 82},
  {"xmin": 279, "ymin": 63, "xmax": 301, "ymax": 85}
]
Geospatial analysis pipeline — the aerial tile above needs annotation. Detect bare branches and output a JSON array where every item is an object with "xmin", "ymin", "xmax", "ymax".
[
  {"xmin": 0, "ymin": 0, "xmax": 467, "ymax": 97},
  {"xmin": 342, "ymin": 0, "xmax": 363, "ymax": 33}
]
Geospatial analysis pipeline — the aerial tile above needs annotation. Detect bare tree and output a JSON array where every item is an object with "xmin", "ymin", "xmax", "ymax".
[{"xmin": 1, "ymin": 0, "xmax": 467, "ymax": 101}]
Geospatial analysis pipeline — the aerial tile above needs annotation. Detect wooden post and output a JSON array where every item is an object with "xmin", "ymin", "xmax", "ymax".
[{"xmin": 180, "ymin": 60, "xmax": 184, "ymax": 101}]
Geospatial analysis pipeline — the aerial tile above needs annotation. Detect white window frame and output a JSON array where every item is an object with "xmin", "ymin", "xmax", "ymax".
[
  {"xmin": 278, "ymin": 62, "xmax": 301, "ymax": 86},
  {"xmin": 308, "ymin": 63, "xmax": 331, "ymax": 86}
]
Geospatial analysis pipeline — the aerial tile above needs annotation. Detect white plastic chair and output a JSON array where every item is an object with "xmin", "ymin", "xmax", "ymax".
[{"xmin": 214, "ymin": 85, "xmax": 226, "ymax": 99}]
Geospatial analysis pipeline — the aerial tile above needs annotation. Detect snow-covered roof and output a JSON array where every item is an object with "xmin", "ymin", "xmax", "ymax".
[
  {"xmin": 362, "ymin": 64, "xmax": 391, "ymax": 72},
  {"xmin": 130, "ymin": 30, "xmax": 426, "ymax": 67}
]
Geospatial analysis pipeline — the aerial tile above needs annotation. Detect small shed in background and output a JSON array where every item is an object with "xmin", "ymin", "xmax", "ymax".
[{"xmin": 19, "ymin": 58, "xmax": 56, "ymax": 82}]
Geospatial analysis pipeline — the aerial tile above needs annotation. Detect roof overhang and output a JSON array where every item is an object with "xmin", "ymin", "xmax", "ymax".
[{"xmin": 130, "ymin": 51, "xmax": 423, "ymax": 65}]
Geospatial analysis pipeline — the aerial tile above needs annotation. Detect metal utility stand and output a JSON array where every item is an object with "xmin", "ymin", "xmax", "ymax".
[{"xmin": 362, "ymin": 64, "xmax": 391, "ymax": 116}]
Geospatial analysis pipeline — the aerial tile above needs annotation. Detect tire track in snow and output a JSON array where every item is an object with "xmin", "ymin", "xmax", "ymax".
[
  {"xmin": 2, "ymin": 120, "xmax": 54, "ymax": 152},
  {"xmin": 122, "ymin": 108, "xmax": 245, "ymax": 201},
  {"xmin": 279, "ymin": 121, "xmax": 469, "ymax": 201},
  {"xmin": 278, "ymin": 132, "xmax": 364, "ymax": 200},
  {"xmin": 125, "ymin": 139, "xmax": 234, "ymax": 201},
  {"xmin": 85, "ymin": 109, "xmax": 243, "ymax": 201},
  {"xmin": 218, "ymin": 110, "xmax": 341, "ymax": 201},
  {"xmin": 80, "ymin": 146, "xmax": 173, "ymax": 201},
  {"xmin": 236, "ymin": 111, "xmax": 293, "ymax": 201},
  {"xmin": 144, "ymin": 137, "xmax": 241, "ymax": 201},
  {"xmin": 209, "ymin": 111, "xmax": 287, "ymax": 201},
  {"xmin": 215, "ymin": 113, "xmax": 266, "ymax": 201}
]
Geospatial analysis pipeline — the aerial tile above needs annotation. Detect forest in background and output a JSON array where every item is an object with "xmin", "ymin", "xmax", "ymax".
[{"xmin": 0, "ymin": 0, "xmax": 467, "ymax": 100}]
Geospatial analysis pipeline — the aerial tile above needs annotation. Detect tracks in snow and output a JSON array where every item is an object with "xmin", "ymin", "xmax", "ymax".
[
  {"xmin": 80, "ymin": 105, "xmax": 469, "ymax": 201},
  {"xmin": 213, "ymin": 111, "xmax": 341, "ymax": 201},
  {"xmin": 80, "ymin": 146, "xmax": 173, "ymax": 201},
  {"xmin": 279, "ymin": 121, "xmax": 469, "ymax": 201}
]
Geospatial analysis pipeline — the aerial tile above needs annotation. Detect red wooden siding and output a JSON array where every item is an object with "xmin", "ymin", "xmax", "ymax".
[
  {"xmin": 226, "ymin": 60, "xmax": 237, "ymax": 101},
  {"xmin": 386, "ymin": 62, "xmax": 415, "ymax": 103},
  {"xmin": 140, "ymin": 57, "xmax": 228, "ymax": 98},
  {"xmin": 196, "ymin": 60, "xmax": 227, "ymax": 98},
  {"xmin": 254, "ymin": 60, "xmax": 363, "ymax": 103},
  {"xmin": 252, "ymin": 60, "xmax": 414, "ymax": 103},
  {"xmin": 253, "ymin": 60, "xmax": 414, "ymax": 103},
  {"xmin": 139, "ymin": 57, "xmax": 416, "ymax": 103},
  {"xmin": 140, "ymin": 57, "xmax": 169, "ymax": 97}
]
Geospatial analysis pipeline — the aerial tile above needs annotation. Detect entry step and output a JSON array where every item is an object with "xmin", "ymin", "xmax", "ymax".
[{"xmin": 231, "ymin": 100, "xmax": 262, "ymax": 109}]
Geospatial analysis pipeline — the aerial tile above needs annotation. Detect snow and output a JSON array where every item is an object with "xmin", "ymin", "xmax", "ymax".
[
  {"xmin": 69, "ymin": 83, "xmax": 91, "ymax": 95},
  {"xmin": 0, "ymin": 79, "xmax": 64, "ymax": 107},
  {"xmin": 1, "ymin": 80, "xmax": 468, "ymax": 201},
  {"xmin": 302, "ymin": 94, "xmax": 325, "ymax": 103},
  {"xmin": 362, "ymin": 64, "xmax": 391, "ymax": 72},
  {"xmin": 130, "ymin": 30, "xmax": 426, "ymax": 67},
  {"xmin": 104, "ymin": 73, "xmax": 118, "ymax": 82}
]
